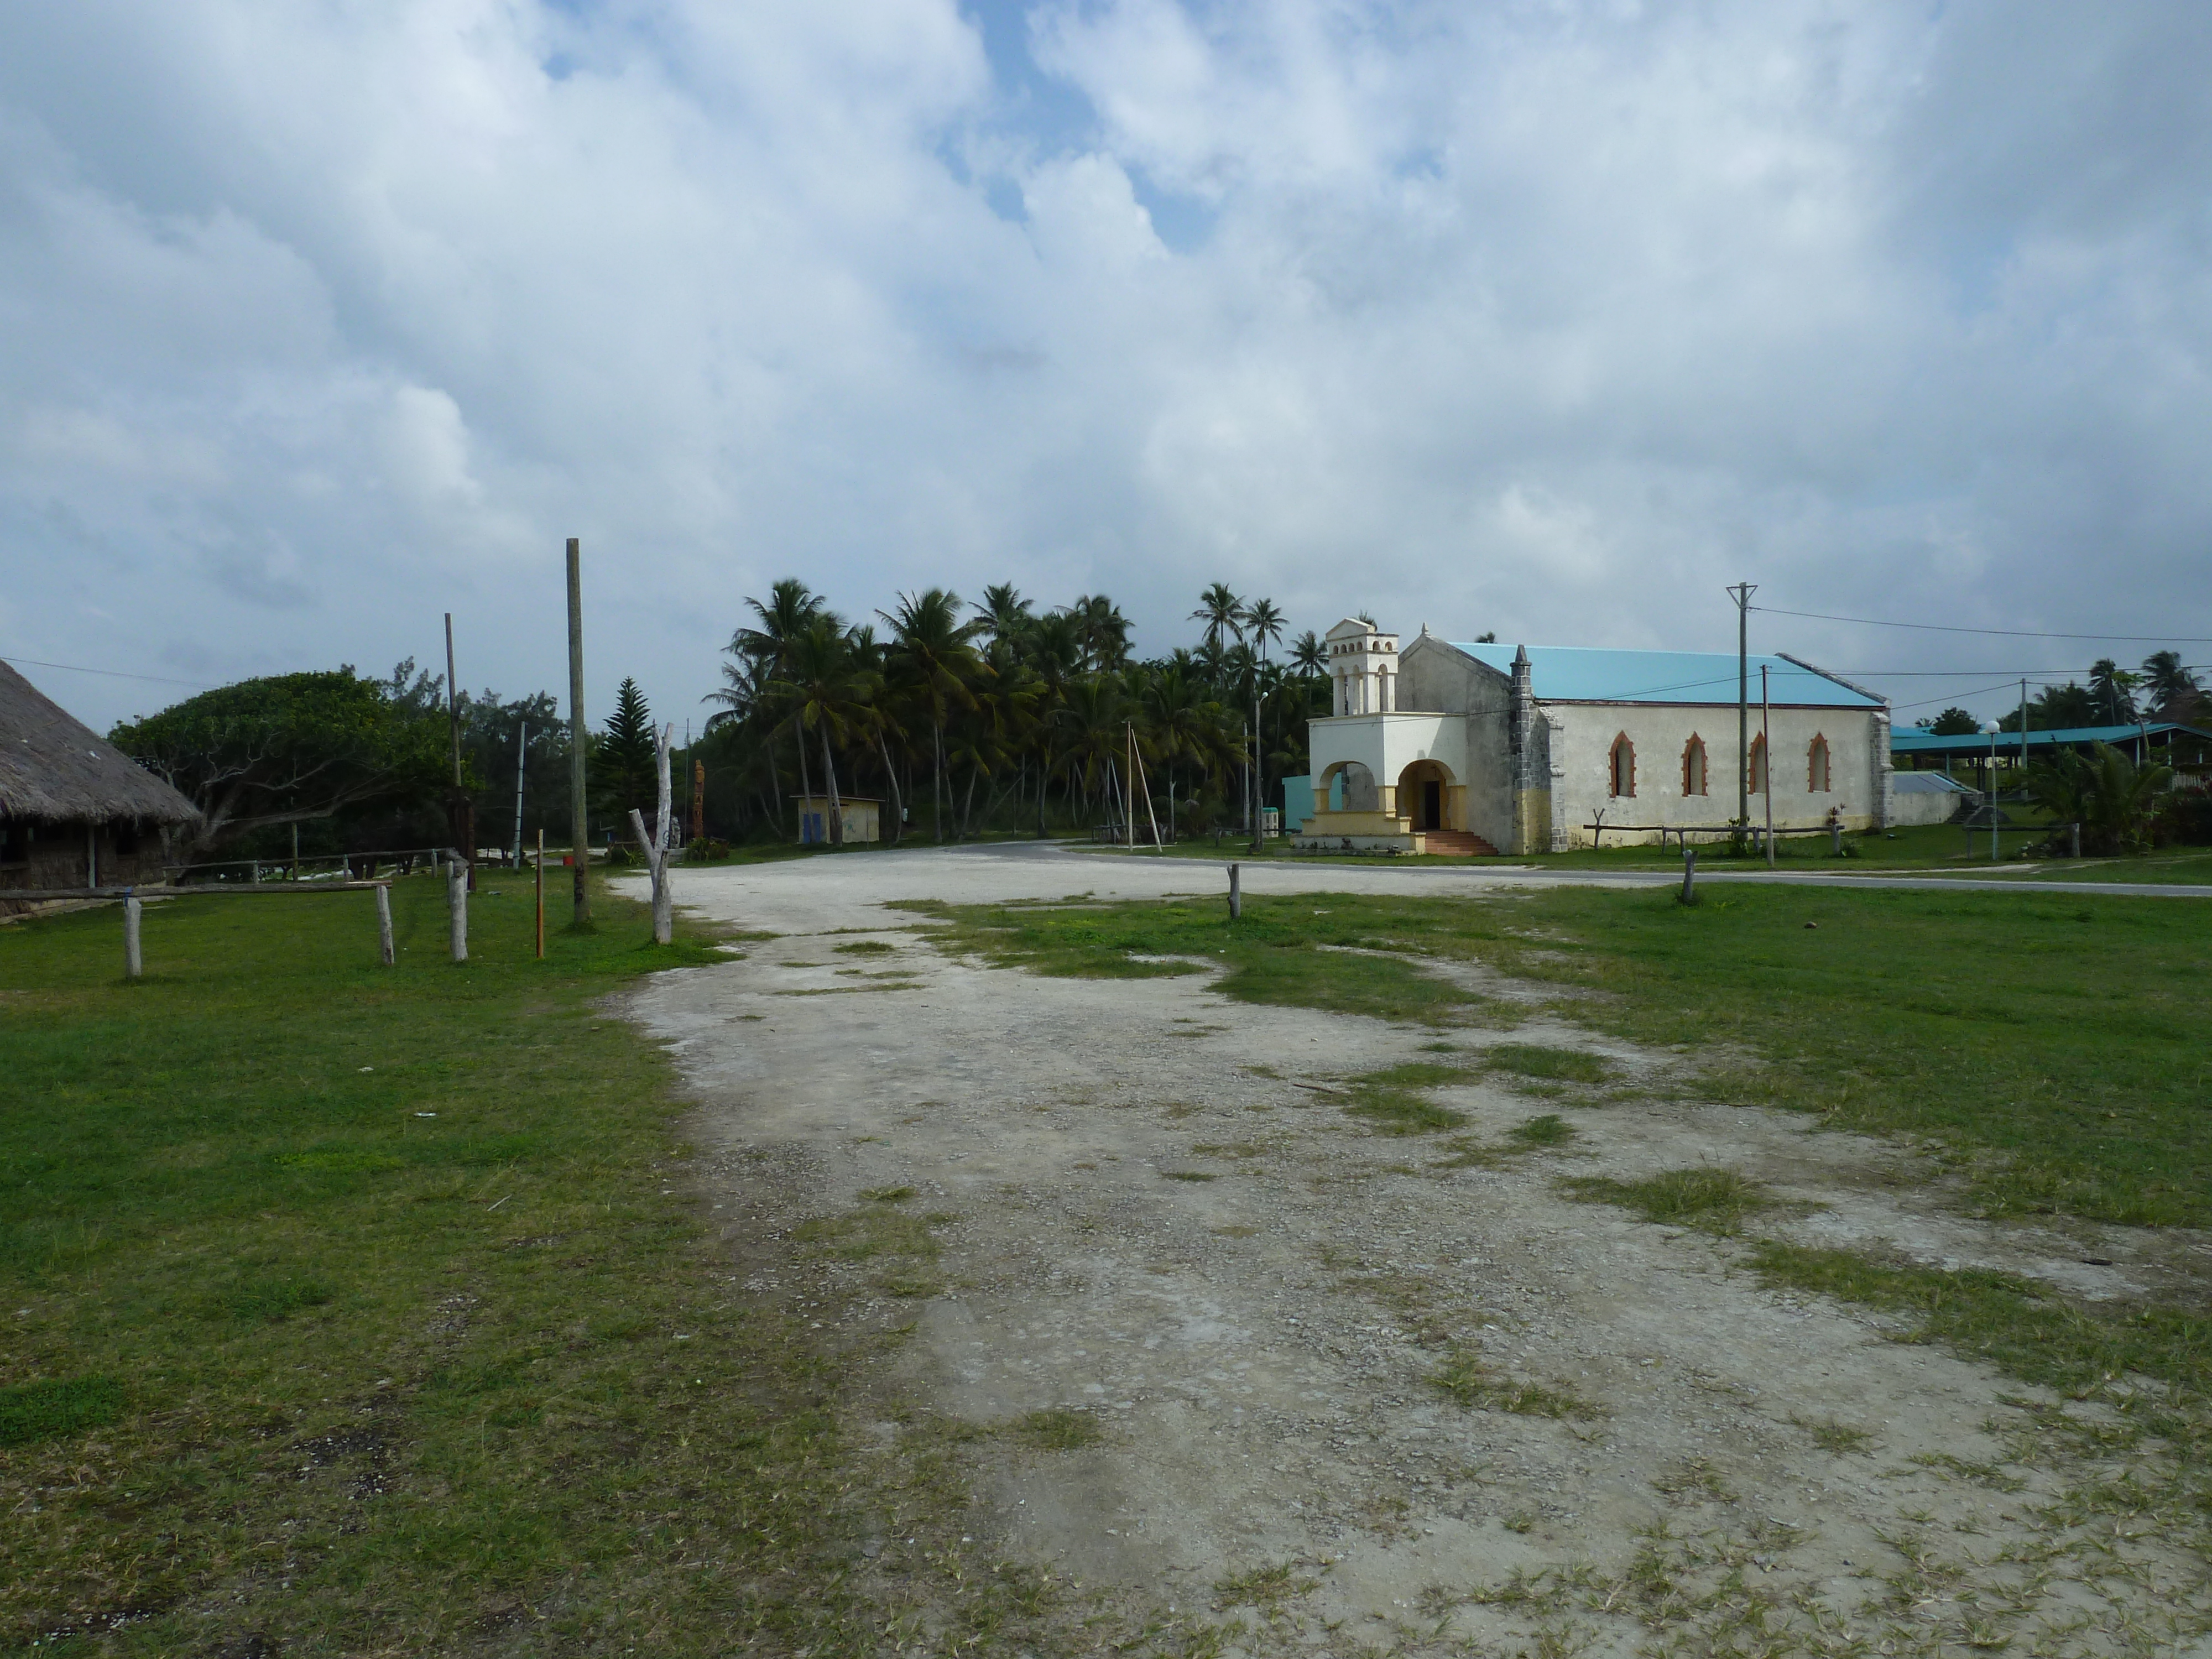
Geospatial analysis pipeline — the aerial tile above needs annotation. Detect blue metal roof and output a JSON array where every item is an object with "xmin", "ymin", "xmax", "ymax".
[
  {"xmin": 1450, "ymin": 643, "xmax": 1881, "ymax": 709},
  {"xmin": 1891, "ymin": 721, "xmax": 2212, "ymax": 753}
]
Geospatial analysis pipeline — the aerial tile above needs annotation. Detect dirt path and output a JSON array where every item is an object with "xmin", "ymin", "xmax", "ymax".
[{"xmin": 624, "ymin": 845, "xmax": 2206, "ymax": 1657}]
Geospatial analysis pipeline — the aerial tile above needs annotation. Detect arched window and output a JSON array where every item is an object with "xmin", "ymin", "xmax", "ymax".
[
  {"xmin": 1609, "ymin": 733, "xmax": 1636, "ymax": 798},
  {"xmin": 1682, "ymin": 734, "xmax": 1708, "ymax": 796},
  {"xmin": 1749, "ymin": 733, "xmax": 1768, "ymax": 795},
  {"xmin": 1807, "ymin": 734, "xmax": 1832, "ymax": 792}
]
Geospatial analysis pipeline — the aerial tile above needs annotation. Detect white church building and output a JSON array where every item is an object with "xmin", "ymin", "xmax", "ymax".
[{"xmin": 1298, "ymin": 618, "xmax": 1892, "ymax": 854}]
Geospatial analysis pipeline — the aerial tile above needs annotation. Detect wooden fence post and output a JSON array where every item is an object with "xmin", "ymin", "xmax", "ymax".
[
  {"xmin": 377, "ymin": 883, "xmax": 395, "ymax": 966},
  {"xmin": 447, "ymin": 860, "xmax": 468, "ymax": 963},
  {"xmin": 124, "ymin": 893, "xmax": 143, "ymax": 978},
  {"xmin": 1227, "ymin": 862, "xmax": 1241, "ymax": 920}
]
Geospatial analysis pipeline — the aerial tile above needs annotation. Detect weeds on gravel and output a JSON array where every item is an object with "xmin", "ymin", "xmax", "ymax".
[
  {"xmin": 1012, "ymin": 1408, "xmax": 1102, "ymax": 1451},
  {"xmin": 833, "ymin": 939, "xmax": 898, "ymax": 954},
  {"xmin": 1342, "ymin": 1086, "xmax": 1469, "ymax": 1135},
  {"xmin": 1792, "ymin": 1416, "xmax": 1876, "ymax": 1455},
  {"xmin": 1430, "ymin": 1343, "xmax": 1597, "ymax": 1418},
  {"xmin": 1484, "ymin": 1044, "xmax": 1612, "ymax": 1083},
  {"xmin": 1507, "ymin": 1113, "xmax": 1578, "ymax": 1150},
  {"xmin": 1213, "ymin": 1561, "xmax": 1319, "ymax": 1610},
  {"xmin": 1355, "ymin": 1061, "xmax": 1483, "ymax": 1088},
  {"xmin": 1162, "ymin": 1170, "xmax": 1219, "ymax": 1182},
  {"xmin": 1559, "ymin": 1167, "xmax": 1771, "ymax": 1234}
]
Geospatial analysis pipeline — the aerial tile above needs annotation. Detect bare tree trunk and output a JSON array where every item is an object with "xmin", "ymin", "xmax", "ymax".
[
  {"xmin": 932, "ymin": 720, "xmax": 946, "ymax": 843},
  {"xmin": 793, "ymin": 718, "xmax": 814, "ymax": 843},
  {"xmin": 876, "ymin": 730, "xmax": 904, "ymax": 844},
  {"xmin": 960, "ymin": 763, "xmax": 980, "ymax": 840},
  {"xmin": 821, "ymin": 723, "xmax": 843, "ymax": 846}
]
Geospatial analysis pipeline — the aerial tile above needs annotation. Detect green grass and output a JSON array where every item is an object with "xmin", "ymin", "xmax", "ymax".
[
  {"xmin": 0, "ymin": 874, "xmax": 1074, "ymax": 1656},
  {"xmin": 1506, "ymin": 1113, "xmax": 1578, "ymax": 1150},
  {"xmin": 916, "ymin": 886, "xmax": 2212, "ymax": 1227},
  {"xmin": 902, "ymin": 898, "xmax": 1499, "ymax": 1027},
  {"xmin": 1747, "ymin": 1243, "xmax": 2212, "ymax": 1401},
  {"xmin": 833, "ymin": 938, "xmax": 898, "ymax": 954},
  {"xmin": 1011, "ymin": 1408, "xmax": 1102, "ymax": 1451},
  {"xmin": 1484, "ymin": 1043, "xmax": 1611, "ymax": 1083},
  {"xmin": 1561, "ymin": 1168, "xmax": 1771, "ymax": 1233},
  {"xmin": 1342, "ymin": 1087, "xmax": 1469, "ymax": 1135}
]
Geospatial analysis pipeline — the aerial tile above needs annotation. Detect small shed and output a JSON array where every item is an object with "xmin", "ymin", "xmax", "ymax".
[
  {"xmin": 794, "ymin": 795, "xmax": 880, "ymax": 846},
  {"xmin": 1, "ymin": 660, "xmax": 199, "ymax": 902}
]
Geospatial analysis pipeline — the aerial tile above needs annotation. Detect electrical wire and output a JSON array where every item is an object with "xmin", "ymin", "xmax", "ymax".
[
  {"xmin": 0, "ymin": 654, "xmax": 216, "ymax": 688},
  {"xmin": 1750, "ymin": 606, "xmax": 2212, "ymax": 644}
]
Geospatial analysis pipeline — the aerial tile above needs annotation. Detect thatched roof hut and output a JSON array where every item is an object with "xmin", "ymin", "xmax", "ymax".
[
  {"xmin": 1, "ymin": 661, "xmax": 197, "ymax": 895},
  {"xmin": 0, "ymin": 661, "xmax": 199, "ymax": 826}
]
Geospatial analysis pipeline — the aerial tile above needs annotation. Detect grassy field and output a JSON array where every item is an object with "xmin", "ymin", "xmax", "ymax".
[
  {"xmin": 0, "ymin": 877, "xmax": 1064, "ymax": 1657},
  {"xmin": 1084, "ymin": 818, "xmax": 2107, "ymax": 871},
  {"xmin": 914, "ymin": 881, "xmax": 2212, "ymax": 1227}
]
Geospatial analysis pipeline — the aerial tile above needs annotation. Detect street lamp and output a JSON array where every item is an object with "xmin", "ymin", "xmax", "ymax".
[{"xmin": 1983, "ymin": 720, "xmax": 2001, "ymax": 861}]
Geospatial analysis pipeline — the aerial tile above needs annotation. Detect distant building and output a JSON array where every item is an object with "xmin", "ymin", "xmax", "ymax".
[
  {"xmin": 1, "ymin": 661, "xmax": 199, "ymax": 904},
  {"xmin": 1298, "ymin": 618, "xmax": 1891, "ymax": 853},
  {"xmin": 794, "ymin": 795, "xmax": 880, "ymax": 846}
]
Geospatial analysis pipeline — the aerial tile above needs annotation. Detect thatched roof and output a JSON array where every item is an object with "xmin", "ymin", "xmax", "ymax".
[{"xmin": 0, "ymin": 660, "xmax": 199, "ymax": 825}]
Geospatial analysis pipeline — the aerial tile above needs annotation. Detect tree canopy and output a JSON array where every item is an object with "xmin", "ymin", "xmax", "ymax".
[{"xmin": 111, "ymin": 666, "xmax": 452, "ymax": 853}]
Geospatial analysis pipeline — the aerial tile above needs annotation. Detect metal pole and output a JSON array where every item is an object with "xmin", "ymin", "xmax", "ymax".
[
  {"xmin": 2020, "ymin": 679, "xmax": 2028, "ymax": 778},
  {"xmin": 512, "ymin": 721, "xmax": 527, "ymax": 868},
  {"xmin": 566, "ymin": 538, "xmax": 589, "ymax": 926},
  {"xmin": 534, "ymin": 829, "xmax": 545, "ymax": 958},
  {"xmin": 1761, "ymin": 664, "xmax": 1774, "ymax": 868},
  {"xmin": 1728, "ymin": 582, "xmax": 1755, "ymax": 837},
  {"xmin": 1991, "ymin": 729, "xmax": 2000, "ymax": 861}
]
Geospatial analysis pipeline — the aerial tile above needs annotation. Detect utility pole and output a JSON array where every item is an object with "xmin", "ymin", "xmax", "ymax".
[
  {"xmin": 445, "ymin": 613, "xmax": 474, "ymax": 890},
  {"xmin": 1727, "ymin": 583, "xmax": 1756, "ymax": 838},
  {"xmin": 510, "ymin": 722, "xmax": 528, "ymax": 868},
  {"xmin": 2019, "ymin": 678, "xmax": 2029, "ymax": 779},
  {"xmin": 566, "ymin": 538, "xmax": 590, "ymax": 926},
  {"xmin": 1761, "ymin": 662, "xmax": 1774, "ymax": 868}
]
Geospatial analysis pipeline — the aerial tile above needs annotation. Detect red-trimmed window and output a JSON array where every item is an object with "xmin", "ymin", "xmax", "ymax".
[
  {"xmin": 1609, "ymin": 733, "xmax": 1636, "ymax": 798},
  {"xmin": 1682, "ymin": 735, "xmax": 1708, "ymax": 796}
]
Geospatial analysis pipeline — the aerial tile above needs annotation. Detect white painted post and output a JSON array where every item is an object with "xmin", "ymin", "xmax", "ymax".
[
  {"xmin": 1227, "ymin": 862, "xmax": 1241, "ymax": 920},
  {"xmin": 377, "ymin": 883, "xmax": 395, "ymax": 966},
  {"xmin": 447, "ymin": 860, "xmax": 468, "ymax": 963},
  {"xmin": 123, "ymin": 893, "xmax": 142, "ymax": 978}
]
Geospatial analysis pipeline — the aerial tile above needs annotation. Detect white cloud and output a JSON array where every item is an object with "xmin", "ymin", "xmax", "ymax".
[{"xmin": 0, "ymin": 0, "xmax": 2206, "ymax": 731}]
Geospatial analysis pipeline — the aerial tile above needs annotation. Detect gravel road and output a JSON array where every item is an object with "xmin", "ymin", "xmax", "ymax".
[{"xmin": 621, "ymin": 843, "xmax": 2206, "ymax": 1655}]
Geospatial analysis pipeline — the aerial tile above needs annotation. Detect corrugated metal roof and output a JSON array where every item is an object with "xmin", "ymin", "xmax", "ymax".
[
  {"xmin": 1449, "ymin": 643, "xmax": 1881, "ymax": 708},
  {"xmin": 1891, "ymin": 721, "xmax": 2212, "ymax": 752}
]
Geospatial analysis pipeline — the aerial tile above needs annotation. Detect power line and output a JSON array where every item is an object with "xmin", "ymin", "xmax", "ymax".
[
  {"xmin": 0, "ymin": 654, "xmax": 216, "ymax": 688},
  {"xmin": 1751, "ymin": 606, "xmax": 2212, "ymax": 644}
]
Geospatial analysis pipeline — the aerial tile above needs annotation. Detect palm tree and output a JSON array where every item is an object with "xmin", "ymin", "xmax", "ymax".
[
  {"xmin": 2025, "ymin": 742, "xmax": 2171, "ymax": 855},
  {"xmin": 1243, "ymin": 597, "xmax": 1285, "ymax": 660},
  {"xmin": 2141, "ymin": 650, "xmax": 2203, "ymax": 723},
  {"xmin": 1063, "ymin": 594, "xmax": 1132, "ymax": 672},
  {"xmin": 769, "ymin": 619, "xmax": 868, "ymax": 845},
  {"xmin": 881, "ymin": 588, "xmax": 983, "ymax": 842},
  {"xmin": 1289, "ymin": 629, "xmax": 1326, "ymax": 679},
  {"xmin": 707, "ymin": 580, "xmax": 832, "ymax": 832},
  {"xmin": 977, "ymin": 583, "xmax": 1036, "ymax": 647},
  {"xmin": 2088, "ymin": 659, "xmax": 2141, "ymax": 726},
  {"xmin": 1192, "ymin": 583, "xmax": 1244, "ymax": 652}
]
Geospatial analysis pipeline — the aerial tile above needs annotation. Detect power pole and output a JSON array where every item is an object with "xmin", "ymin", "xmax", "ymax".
[
  {"xmin": 445, "ymin": 613, "xmax": 475, "ymax": 891},
  {"xmin": 566, "ymin": 538, "xmax": 590, "ymax": 926},
  {"xmin": 1726, "ymin": 582, "xmax": 1756, "ymax": 835}
]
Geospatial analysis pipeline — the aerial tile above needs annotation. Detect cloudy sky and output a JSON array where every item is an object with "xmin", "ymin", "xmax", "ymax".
[{"xmin": 3, "ymin": 0, "xmax": 2208, "ymax": 732}]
